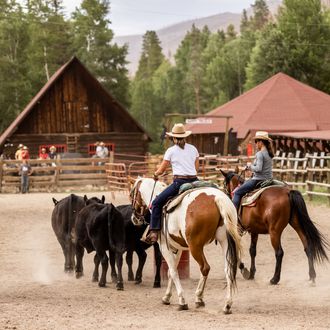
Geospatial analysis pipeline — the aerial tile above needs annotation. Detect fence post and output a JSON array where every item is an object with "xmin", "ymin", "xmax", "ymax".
[
  {"xmin": 54, "ymin": 155, "xmax": 60, "ymax": 191},
  {"xmin": 0, "ymin": 158, "xmax": 3, "ymax": 193}
]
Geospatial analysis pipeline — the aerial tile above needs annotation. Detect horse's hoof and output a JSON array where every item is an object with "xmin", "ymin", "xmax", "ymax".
[
  {"xmin": 248, "ymin": 274, "xmax": 255, "ymax": 280},
  {"xmin": 195, "ymin": 301, "xmax": 205, "ymax": 308},
  {"xmin": 241, "ymin": 268, "xmax": 250, "ymax": 280},
  {"xmin": 178, "ymin": 304, "xmax": 188, "ymax": 311},
  {"xmin": 135, "ymin": 278, "xmax": 142, "ymax": 285},
  {"xmin": 92, "ymin": 277, "xmax": 98, "ymax": 282},
  {"xmin": 65, "ymin": 268, "xmax": 74, "ymax": 273},
  {"xmin": 116, "ymin": 283, "xmax": 124, "ymax": 290},
  {"xmin": 111, "ymin": 276, "xmax": 118, "ymax": 283},
  {"xmin": 128, "ymin": 277, "xmax": 134, "ymax": 281},
  {"xmin": 223, "ymin": 305, "xmax": 232, "ymax": 315},
  {"xmin": 162, "ymin": 297, "xmax": 170, "ymax": 305},
  {"xmin": 153, "ymin": 282, "xmax": 161, "ymax": 288},
  {"xmin": 98, "ymin": 282, "xmax": 106, "ymax": 287}
]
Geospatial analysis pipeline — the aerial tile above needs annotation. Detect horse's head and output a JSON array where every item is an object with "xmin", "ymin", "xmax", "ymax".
[
  {"xmin": 220, "ymin": 168, "xmax": 245, "ymax": 198},
  {"xmin": 130, "ymin": 177, "xmax": 167, "ymax": 226}
]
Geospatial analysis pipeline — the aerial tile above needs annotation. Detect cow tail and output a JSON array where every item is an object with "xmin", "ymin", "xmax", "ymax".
[{"xmin": 108, "ymin": 204, "xmax": 126, "ymax": 254}]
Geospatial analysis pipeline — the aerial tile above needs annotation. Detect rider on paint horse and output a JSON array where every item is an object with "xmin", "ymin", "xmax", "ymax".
[
  {"xmin": 232, "ymin": 131, "xmax": 274, "ymax": 212},
  {"xmin": 144, "ymin": 123, "xmax": 199, "ymax": 244}
]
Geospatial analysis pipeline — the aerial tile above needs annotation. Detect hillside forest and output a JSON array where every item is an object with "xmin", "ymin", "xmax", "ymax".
[{"xmin": 1, "ymin": 0, "xmax": 330, "ymax": 153}]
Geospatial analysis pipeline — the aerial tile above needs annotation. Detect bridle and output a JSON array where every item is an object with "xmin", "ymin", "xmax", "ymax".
[
  {"xmin": 223, "ymin": 171, "xmax": 245, "ymax": 199},
  {"xmin": 130, "ymin": 179, "xmax": 157, "ymax": 226}
]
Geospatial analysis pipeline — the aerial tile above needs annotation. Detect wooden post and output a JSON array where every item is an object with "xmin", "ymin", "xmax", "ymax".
[
  {"xmin": 0, "ymin": 158, "xmax": 3, "ymax": 193},
  {"xmin": 54, "ymin": 155, "xmax": 60, "ymax": 191},
  {"xmin": 223, "ymin": 117, "xmax": 230, "ymax": 156}
]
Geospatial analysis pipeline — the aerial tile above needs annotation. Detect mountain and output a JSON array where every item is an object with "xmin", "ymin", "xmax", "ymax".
[{"xmin": 113, "ymin": 0, "xmax": 328, "ymax": 76}]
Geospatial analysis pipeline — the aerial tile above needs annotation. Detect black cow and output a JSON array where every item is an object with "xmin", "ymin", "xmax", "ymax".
[
  {"xmin": 51, "ymin": 194, "xmax": 105, "ymax": 273},
  {"xmin": 75, "ymin": 203, "xmax": 126, "ymax": 289},
  {"xmin": 117, "ymin": 204, "xmax": 162, "ymax": 288}
]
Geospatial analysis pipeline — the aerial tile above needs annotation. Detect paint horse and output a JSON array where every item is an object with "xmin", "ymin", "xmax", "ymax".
[
  {"xmin": 130, "ymin": 177, "xmax": 242, "ymax": 314},
  {"xmin": 221, "ymin": 169, "xmax": 329, "ymax": 285}
]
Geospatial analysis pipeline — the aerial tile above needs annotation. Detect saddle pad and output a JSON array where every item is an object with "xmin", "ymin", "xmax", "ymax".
[
  {"xmin": 179, "ymin": 180, "xmax": 219, "ymax": 194},
  {"xmin": 165, "ymin": 186, "xmax": 210, "ymax": 213},
  {"xmin": 241, "ymin": 184, "xmax": 285, "ymax": 206}
]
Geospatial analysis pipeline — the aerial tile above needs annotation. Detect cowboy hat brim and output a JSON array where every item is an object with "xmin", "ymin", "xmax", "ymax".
[
  {"xmin": 166, "ymin": 131, "xmax": 192, "ymax": 138},
  {"xmin": 252, "ymin": 135, "xmax": 273, "ymax": 142}
]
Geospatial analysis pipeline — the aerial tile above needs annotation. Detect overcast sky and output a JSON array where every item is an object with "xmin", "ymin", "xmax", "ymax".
[{"xmin": 62, "ymin": 0, "xmax": 254, "ymax": 36}]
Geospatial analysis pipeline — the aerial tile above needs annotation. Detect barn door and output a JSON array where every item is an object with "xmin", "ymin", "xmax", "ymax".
[{"xmin": 66, "ymin": 135, "xmax": 78, "ymax": 153}]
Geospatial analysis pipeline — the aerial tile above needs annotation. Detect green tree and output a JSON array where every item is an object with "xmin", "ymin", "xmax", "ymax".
[
  {"xmin": 0, "ymin": 1, "xmax": 30, "ymax": 132},
  {"xmin": 26, "ymin": 0, "xmax": 72, "ymax": 94},
  {"xmin": 72, "ymin": 0, "xmax": 130, "ymax": 106},
  {"xmin": 130, "ymin": 30, "xmax": 165, "ymax": 146},
  {"xmin": 245, "ymin": 0, "xmax": 330, "ymax": 93}
]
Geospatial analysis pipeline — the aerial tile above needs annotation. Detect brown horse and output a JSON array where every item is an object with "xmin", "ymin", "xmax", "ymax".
[{"xmin": 221, "ymin": 169, "xmax": 329, "ymax": 285}]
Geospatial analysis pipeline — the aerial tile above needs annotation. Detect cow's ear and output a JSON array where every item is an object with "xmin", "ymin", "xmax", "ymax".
[
  {"xmin": 52, "ymin": 198, "xmax": 58, "ymax": 205},
  {"xmin": 101, "ymin": 195, "xmax": 105, "ymax": 204},
  {"xmin": 219, "ymin": 169, "xmax": 227, "ymax": 178},
  {"xmin": 84, "ymin": 195, "xmax": 88, "ymax": 204}
]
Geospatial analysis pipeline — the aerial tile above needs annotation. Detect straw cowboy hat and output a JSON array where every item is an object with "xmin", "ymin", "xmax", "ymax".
[
  {"xmin": 166, "ymin": 123, "xmax": 192, "ymax": 138},
  {"xmin": 18, "ymin": 144, "xmax": 23, "ymax": 149},
  {"xmin": 252, "ymin": 131, "xmax": 273, "ymax": 142},
  {"xmin": 50, "ymin": 146, "xmax": 56, "ymax": 151},
  {"xmin": 22, "ymin": 146, "xmax": 29, "ymax": 150}
]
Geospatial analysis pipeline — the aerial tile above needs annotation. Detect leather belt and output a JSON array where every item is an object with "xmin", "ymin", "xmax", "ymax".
[{"xmin": 173, "ymin": 175, "xmax": 197, "ymax": 180}]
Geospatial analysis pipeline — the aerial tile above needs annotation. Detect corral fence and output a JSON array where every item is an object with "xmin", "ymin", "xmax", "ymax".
[{"xmin": 1, "ymin": 151, "xmax": 329, "ymax": 205}]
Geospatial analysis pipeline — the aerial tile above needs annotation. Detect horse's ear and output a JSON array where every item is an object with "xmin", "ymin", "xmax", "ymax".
[
  {"xmin": 234, "ymin": 165, "xmax": 239, "ymax": 174},
  {"xmin": 101, "ymin": 195, "xmax": 105, "ymax": 204},
  {"xmin": 52, "ymin": 198, "xmax": 58, "ymax": 205},
  {"xmin": 219, "ymin": 169, "xmax": 227, "ymax": 178},
  {"xmin": 127, "ymin": 175, "xmax": 136, "ymax": 185}
]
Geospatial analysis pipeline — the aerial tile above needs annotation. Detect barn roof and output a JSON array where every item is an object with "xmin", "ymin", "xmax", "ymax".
[
  {"xmin": 185, "ymin": 72, "xmax": 330, "ymax": 139},
  {"xmin": 0, "ymin": 56, "xmax": 151, "ymax": 146}
]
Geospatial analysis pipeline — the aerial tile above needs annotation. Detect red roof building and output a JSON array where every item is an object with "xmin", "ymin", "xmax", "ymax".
[{"xmin": 185, "ymin": 73, "xmax": 330, "ymax": 155}]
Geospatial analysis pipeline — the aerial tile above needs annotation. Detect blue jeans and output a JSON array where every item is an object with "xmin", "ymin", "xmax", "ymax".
[
  {"xmin": 150, "ymin": 177, "xmax": 197, "ymax": 230},
  {"xmin": 232, "ymin": 179, "xmax": 261, "ymax": 210},
  {"xmin": 21, "ymin": 175, "xmax": 29, "ymax": 193}
]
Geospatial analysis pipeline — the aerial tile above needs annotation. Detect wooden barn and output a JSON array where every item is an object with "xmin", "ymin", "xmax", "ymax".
[
  {"xmin": 0, "ymin": 57, "xmax": 151, "ymax": 158},
  {"xmin": 185, "ymin": 73, "xmax": 330, "ymax": 155}
]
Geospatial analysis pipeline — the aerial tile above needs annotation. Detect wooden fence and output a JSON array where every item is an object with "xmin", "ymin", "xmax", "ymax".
[{"xmin": 1, "ymin": 152, "xmax": 329, "ymax": 205}]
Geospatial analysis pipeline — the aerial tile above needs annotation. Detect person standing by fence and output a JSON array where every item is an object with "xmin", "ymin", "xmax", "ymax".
[{"xmin": 19, "ymin": 159, "xmax": 32, "ymax": 193}]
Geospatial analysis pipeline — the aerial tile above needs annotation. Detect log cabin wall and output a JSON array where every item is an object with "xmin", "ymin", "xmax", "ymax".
[{"xmin": 2, "ymin": 58, "xmax": 149, "ymax": 158}]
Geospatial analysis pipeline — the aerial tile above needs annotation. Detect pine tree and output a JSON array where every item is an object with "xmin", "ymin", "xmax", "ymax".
[
  {"xmin": 0, "ymin": 1, "xmax": 30, "ymax": 132},
  {"xmin": 72, "ymin": 0, "xmax": 130, "ymax": 106}
]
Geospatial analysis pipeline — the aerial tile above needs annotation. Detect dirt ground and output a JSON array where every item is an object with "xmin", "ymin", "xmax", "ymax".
[{"xmin": 0, "ymin": 191, "xmax": 329, "ymax": 330}]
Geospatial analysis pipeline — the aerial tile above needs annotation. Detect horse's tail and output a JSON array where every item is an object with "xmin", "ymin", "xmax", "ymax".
[
  {"xmin": 289, "ymin": 190, "xmax": 329, "ymax": 263},
  {"xmin": 215, "ymin": 193, "xmax": 242, "ymax": 288}
]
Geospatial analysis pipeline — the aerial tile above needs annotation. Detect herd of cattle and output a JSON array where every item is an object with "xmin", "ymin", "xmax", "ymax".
[{"xmin": 51, "ymin": 194, "xmax": 162, "ymax": 290}]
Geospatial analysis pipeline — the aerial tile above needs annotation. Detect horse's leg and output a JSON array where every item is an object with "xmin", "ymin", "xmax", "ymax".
[
  {"xmin": 92, "ymin": 253, "xmax": 100, "ymax": 282},
  {"xmin": 160, "ymin": 243, "xmax": 186, "ymax": 310},
  {"xmin": 75, "ymin": 243, "xmax": 84, "ymax": 278},
  {"xmin": 125, "ymin": 248, "xmax": 134, "ymax": 281},
  {"xmin": 134, "ymin": 247, "xmax": 147, "ymax": 285},
  {"xmin": 115, "ymin": 252, "xmax": 124, "ymax": 290},
  {"xmin": 216, "ymin": 226, "xmax": 234, "ymax": 314},
  {"xmin": 248, "ymin": 233, "xmax": 258, "ymax": 280},
  {"xmin": 289, "ymin": 218, "xmax": 316, "ymax": 283},
  {"xmin": 270, "ymin": 233, "xmax": 284, "ymax": 285},
  {"xmin": 97, "ymin": 251, "xmax": 109, "ymax": 287},
  {"xmin": 109, "ymin": 249, "xmax": 118, "ymax": 283},
  {"xmin": 153, "ymin": 243, "xmax": 162, "ymax": 288}
]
